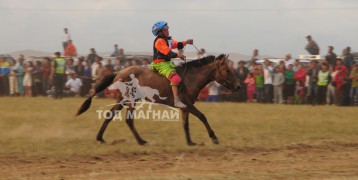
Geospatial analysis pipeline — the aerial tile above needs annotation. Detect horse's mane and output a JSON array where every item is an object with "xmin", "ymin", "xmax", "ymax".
[{"xmin": 176, "ymin": 54, "xmax": 225, "ymax": 71}]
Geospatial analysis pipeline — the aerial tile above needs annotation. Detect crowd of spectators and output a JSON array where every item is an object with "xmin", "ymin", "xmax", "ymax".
[{"xmin": 0, "ymin": 30, "xmax": 357, "ymax": 106}]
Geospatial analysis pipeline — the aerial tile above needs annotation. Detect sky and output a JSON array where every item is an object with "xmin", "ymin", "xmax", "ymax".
[{"xmin": 0, "ymin": 0, "xmax": 358, "ymax": 58}]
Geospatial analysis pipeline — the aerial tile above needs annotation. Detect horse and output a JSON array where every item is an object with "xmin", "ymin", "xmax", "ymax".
[{"xmin": 75, "ymin": 54, "xmax": 240, "ymax": 146}]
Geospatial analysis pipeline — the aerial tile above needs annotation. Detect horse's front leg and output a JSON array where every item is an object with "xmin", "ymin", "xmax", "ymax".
[
  {"xmin": 187, "ymin": 105, "xmax": 219, "ymax": 144},
  {"xmin": 181, "ymin": 110, "xmax": 196, "ymax": 146}
]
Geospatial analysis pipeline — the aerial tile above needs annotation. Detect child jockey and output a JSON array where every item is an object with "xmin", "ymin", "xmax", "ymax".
[{"xmin": 151, "ymin": 21, "xmax": 193, "ymax": 108}]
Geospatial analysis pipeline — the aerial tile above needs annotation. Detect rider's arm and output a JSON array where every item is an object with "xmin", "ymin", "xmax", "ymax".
[{"xmin": 170, "ymin": 40, "xmax": 187, "ymax": 50}]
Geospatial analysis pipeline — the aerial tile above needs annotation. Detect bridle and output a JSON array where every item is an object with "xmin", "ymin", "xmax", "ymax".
[{"xmin": 214, "ymin": 58, "xmax": 239, "ymax": 90}]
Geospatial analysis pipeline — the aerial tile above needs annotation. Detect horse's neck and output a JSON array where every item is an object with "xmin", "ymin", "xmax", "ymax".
[{"xmin": 187, "ymin": 63, "xmax": 216, "ymax": 95}]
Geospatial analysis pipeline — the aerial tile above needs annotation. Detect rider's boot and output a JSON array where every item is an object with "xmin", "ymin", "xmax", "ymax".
[{"xmin": 174, "ymin": 97, "xmax": 187, "ymax": 108}]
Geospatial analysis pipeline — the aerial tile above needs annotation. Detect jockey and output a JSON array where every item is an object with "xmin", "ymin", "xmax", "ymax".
[{"xmin": 151, "ymin": 21, "xmax": 193, "ymax": 108}]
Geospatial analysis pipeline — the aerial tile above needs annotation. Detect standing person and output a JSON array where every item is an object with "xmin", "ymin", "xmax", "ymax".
[
  {"xmin": 91, "ymin": 56, "xmax": 101, "ymax": 83},
  {"xmin": 32, "ymin": 61, "xmax": 43, "ymax": 96},
  {"xmin": 16, "ymin": 57, "xmax": 25, "ymax": 96},
  {"xmin": 294, "ymin": 80, "xmax": 305, "ymax": 104},
  {"xmin": 263, "ymin": 60, "xmax": 273, "ymax": 103},
  {"xmin": 87, "ymin": 48, "xmax": 98, "ymax": 65},
  {"xmin": 0, "ymin": 57, "xmax": 10, "ymax": 96},
  {"xmin": 150, "ymin": 21, "xmax": 193, "ymax": 108},
  {"xmin": 114, "ymin": 57, "xmax": 124, "ymax": 71},
  {"xmin": 284, "ymin": 54, "xmax": 295, "ymax": 68},
  {"xmin": 342, "ymin": 47, "xmax": 355, "ymax": 72},
  {"xmin": 244, "ymin": 73, "xmax": 256, "ymax": 102},
  {"xmin": 41, "ymin": 57, "xmax": 52, "ymax": 94},
  {"xmin": 82, "ymin": 60, "xmax": 92, "ymax": 97},
  {"xmin": 237, "ymin": 61, "xmax": 249, "ymax": 102},
  {"xmin": 62, "ymin": 28, "xmax": 71, "ymax": 51},
  {"xmin": 74, "ymin": 58, "xmax": 85, "ymax": 77},
  {"xmin": 142, "ymin": 59, "xmax": 151, "ymax": 69},
  {"xmin": 254, "ymin": 67, "xmax": 264, "ymax": 103},
  {"xmin": 305, "ymin": 35, "xmax": 320, "ymax": 55},
  {"xmin": 325, "ymin": 46, "xmax": 337, "ymax": 67},
  {"xmin": 272, "ymin": 66, "xmax": 284, "ymax": 104},
  {"xmin": 284, "ymin": 64, "xmax": 295, "ymax": 104},
  {"xmin": 111, "ymin": 44, "xmax": 119, "ymax": 57},
  {"xmin": 294, "ymin": 64, "xmax": 307, "ymax": 104},
  {"xmin": 316, "ymin": 64, "xmax": 330, "ymax": 105},
  {"xmin": 50, "ymin": 52, "xmax": 66, "ymax": 99},
  {"xmin": 334, "ymin": 67, "xmax": 346, "ymax": 106},
  {"xmin": 307, "ymin": 60, "xmax": 320, "ymax": 105},
  {"xmin": 23, "ymin": 61, "xmax": 34, "ymax": 97},
  {"xmin": 118, "ymin": 48, "xmax": 127, "ymax": 66},
  {"xmin": 206, "ymin": 81, "xmax": 220, "ymax": 102},
  {"xmin": 107, "ymin": 59, "xmax": 114, "ymax": 72},
  {"xmin": 65, "ymin": 58, "xmax": 75, "ymax": 80},
  {"xmin": 250, "ymin": 49, "xmax": 260, "ymax": 62},
  {"xmin": 349, "ymin": 64, "xmax": 358, "ymax": 105},
  {"xmin": 326, "ymin": 66, "xmax": 337, "ymax": 105},
  {"xmin": 64, "ymin": 40, "xmax": 77, "ymax": 57},
  {"xmin": 335, "ymin": 59, "xmax": 348, "ymax": 78},
  {"xmin": 8, "ymin": 59, "xmax": 19, "ymax": 96}
]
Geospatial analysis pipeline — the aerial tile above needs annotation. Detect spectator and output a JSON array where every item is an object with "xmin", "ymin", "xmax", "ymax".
[
  {"xmin": 142, "ymin": 59, "xmax": 151, "ymax": 69},
  {"xmin": 295, "ymin": 80, "xmax": 305, "ymax": 104},
  {"xmin": 118, "ymin": 48, "xmax": 127, "ymax": 66},
  {"xmin": 263, "ymin": 60, "xmax": 273, "ymax": 103},
  {"xmin": 316, "ymin": 64, "xmax": 330, "ymax": 105},
  {"xmin": 251, "ymin": 49, "xmax": 260, "ymax": 62},
  {"xmin": 131, "ymin": 59, "xmax": 139, "ymax": 66},
  {"xmin": 285, "ymin": 64, "xmax": 295, "ymax": 104},
  {"xmin": 82, "ymin": 60, "xmax": 92, "ymax": 97},
  {"xmin": 124, "ymin": 61, "xmax": 131, "ymax": 69},
  {"xmin": 64, "ymin": 40, "xmax": 77, "ymax": 57},
  {"xmin": 23, "ymin": 61, "xmax": 34, "ymax": 97},
  {"xmin": 65, "ymin": 58, "xmax": 75, "ymax": 79},
  {"xmin": 41, "ymin": 58, "xmax": 51, "ymax": 93},
  {"xmin": 32, "ymin": 61, "xmax": 44, "ymax": 96},
  {"xmin": 197, "ymin": 48, "xmax": 206, "ymax": 59},
  {"xmin": 114, "ymin": 57, "xmax": 124, "ymax": 71},
  {"xmin": 107, "ymin": 59, "xmax": 114, "ymax": 72},
  {"xmin": 272, "ymin": 66, "xmax": 284, "ymax": 104},
  {"xmin": 307, "ymin": 60, "xmax": 320, "ymax": 105},
  {"xmin": 278, "ymin": 61, "xmax": 286, "ymax": 74},
  {"xmin": 237, "ymin": 61, "xmax": 249, "ymax": 102},
  {"xmin": 9, "ymin": 59, "xmax": 19, "ymax": 96},
  {"xmin": 248, "ymin": 61, "xmax": 256, "ymax": 73},
  {"xmin": 206, "ymin": 81, "xmax": 220, "ymax": 102},
  {"xmin": 244, "ymin": 73, "xmax": 255, "ymax": 102},
  {"xmin": 284, "ymin": 54, "xmax": 294, "ymax": 68},
  {"xmin": 349, "ymin": 63, "xmax": 358, "ymax": 105},
  {"xmin": 16, "ymin": 56, "xmax": 25, "ymax": 96},
  {"xmin": 62, "ymin": 28, "xmax": 71, "ymax": 51},
  {"xmin": 335, "ymin": 59, "xmax": 348, "ymax": 77},
  {"xmin": 50, "ymin": 52, "xmax": 66, "ymax": 99},
  {"xmin": 74, "ymin": 58, "xmax": 84, "ymax": 78},
  {"xmin": 0, "ymin": 56, "xmax": 10, "ymax": 96},
  {"xmin": 111, "ymin": 44, "xmax": 119, "ymax": 57},
  {"xmin": 91, "ymin": 57, "xmax": 101, "ymax": 82},
  {"xmin": 293, "ymin": 59, "xmax": 300, "ymax": 71},
  {"xmin": 305, "ymin": 35, "xmax": 320, "ymax": 55},
  {"xmin": 254, "ymin": 67, "xmax": 264, "ymax": 103},
  {"xmin": 326, "ymin": 66, "xmax": 337, "ymax": 105},
  {"xmin": 87, "ymin": 48, "xmax": 98, "ymax": 65},
  {"xmin": 334, "ymin": 67, "xmax": 346, "ymax": 105},
  {"xmin": 294, "ymin": 64, "xmax": 307, "ymax": 103},
  {"xmin": 325, "ymin": 46, "xmax": 337, "ymax": 67},
  {"xmin": 65, "ymin": 73, "xmax": 82, "ymax": 97},
  {"xmin": 343, "ymin": 47, "xmax": 354, "ymax": 72},
  {"xmin": 198, "ymin": 86, "xmax": 209, "ymax": 101}
]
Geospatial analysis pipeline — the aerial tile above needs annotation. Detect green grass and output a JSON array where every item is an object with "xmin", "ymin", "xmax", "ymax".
[{"xmin": 0, "ymin": 97, "xmax": 357, "ymax": 157}]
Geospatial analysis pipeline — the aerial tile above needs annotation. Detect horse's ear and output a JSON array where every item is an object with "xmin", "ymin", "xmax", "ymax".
[{"xmin": 225, "ymin": 54, "xmax": 229, "ymax": 60}]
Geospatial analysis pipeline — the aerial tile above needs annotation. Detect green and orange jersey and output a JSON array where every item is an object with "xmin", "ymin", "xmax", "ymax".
[{"xmin": 153, "ymin": 36, "xmax": 186, "ymax": 64}]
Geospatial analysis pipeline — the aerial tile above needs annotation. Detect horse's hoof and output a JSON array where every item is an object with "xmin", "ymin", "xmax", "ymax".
[
  {"xmin": 212, "ymin": 139, "xmax": 219, "ymax": 144},
  {"xmin": 139, "ymin": 141, "xmax": 149, "ymax": 146},
  {"xmin": 187, "ymin": 142, "xmax": 197, "ymax": 146},
  {"xmin": 97, "ymin": 139, "xmax": 106, "ymax": 144}
]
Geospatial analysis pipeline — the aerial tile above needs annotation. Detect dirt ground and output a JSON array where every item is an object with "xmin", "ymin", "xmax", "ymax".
[{"xmin": 2, "ymin": 144, "xmax": 357, "ymax": 180}]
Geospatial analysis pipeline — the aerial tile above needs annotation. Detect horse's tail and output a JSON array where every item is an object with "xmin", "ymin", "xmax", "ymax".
[
  {"xmin": 156, "ymin": 91, "xmax": 167, "ymax": 100},
  {"xmin": 74, "ymin": 73, "xmax": 117, "ymax": 117}
]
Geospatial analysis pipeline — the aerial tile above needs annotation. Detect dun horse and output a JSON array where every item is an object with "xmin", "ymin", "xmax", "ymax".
[{"xmin": 75, "ymin": 54, "xmax": 240, "ymax": 146}]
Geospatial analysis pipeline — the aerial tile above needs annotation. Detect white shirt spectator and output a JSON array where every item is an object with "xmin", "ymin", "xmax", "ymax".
[
  {"xmin": 208, "ymin": 81, "xmax": 220, "ymax": 95},
  {"xmin": 264, "ymin": 68, "xmax": 273, "ymax": 84},
  {"xmin": 65, "ymin": 78, "xmax": 82, "ymax": 93},
  {"xmin": 63, "ymin": 33, "xmax": 71, "ymax": 42},
  {"xmin": 91, "ymin": 63, "xmax": 99, "ymax": 80},
  {"xmin": 284, "ymin": 59, "xmax": 295, "ymax": 68}
]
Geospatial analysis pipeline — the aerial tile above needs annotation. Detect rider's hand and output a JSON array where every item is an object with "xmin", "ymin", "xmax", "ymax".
[
  {"xmin": 177, "ymin": 52, "xmax": 185, "ymax": 60},
  {"xmin": 186, "ymin": 39, "xmax": 193, "ymax": 45}
]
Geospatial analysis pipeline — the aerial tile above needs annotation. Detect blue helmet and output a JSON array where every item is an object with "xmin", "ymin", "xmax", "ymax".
[{"xmin": 152, "ymin": 21, "xmax": 167, "ymax": 36}]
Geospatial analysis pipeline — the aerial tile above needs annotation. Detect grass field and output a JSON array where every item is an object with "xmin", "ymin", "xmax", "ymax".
[{"xmin": 1, "ymin": 97, "xmax": 357, "ymax": 179}]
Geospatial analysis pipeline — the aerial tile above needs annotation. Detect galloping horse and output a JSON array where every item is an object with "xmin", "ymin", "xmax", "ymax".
[{"xmin": 75, "ymin": 54, "xmax": 240, "ymax": 146}]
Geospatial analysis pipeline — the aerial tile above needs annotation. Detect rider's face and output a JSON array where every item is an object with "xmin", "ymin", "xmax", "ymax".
[{"xmin": 161, "ymin": 26, "xmax": 169, "ymax": 37}]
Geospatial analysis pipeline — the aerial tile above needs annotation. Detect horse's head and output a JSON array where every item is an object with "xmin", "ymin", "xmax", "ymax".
[{"xmin": 213, "ymin": 54, "xmax": 241, "ymax": 92}]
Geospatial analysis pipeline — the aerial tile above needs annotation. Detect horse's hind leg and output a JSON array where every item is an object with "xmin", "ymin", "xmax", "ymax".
[
  {"xmin": 96, "ymin": 103, "xmax": 123, "ymax": 143},
  {"xmin": 181, "ymin": 110, "xmax": 196, "ymax": 146},
  {"xmin": 125, "ymin": 108, "xmax": 148, "ymax": 145}
]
